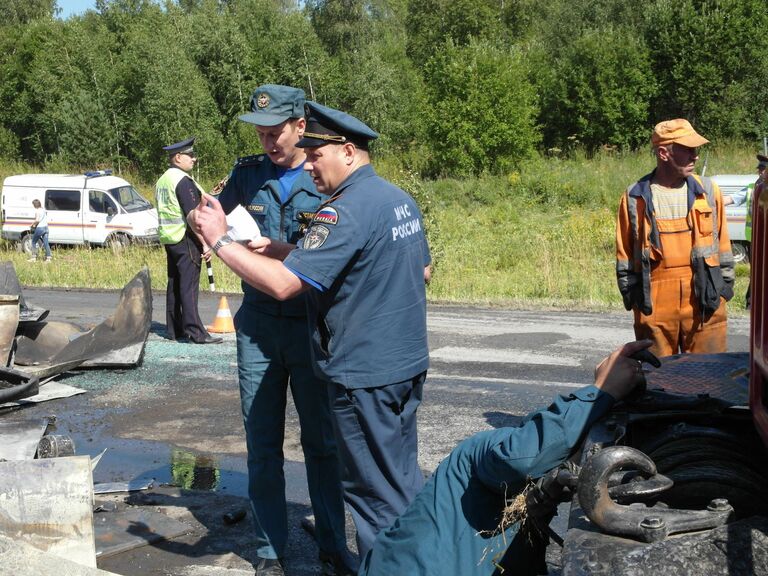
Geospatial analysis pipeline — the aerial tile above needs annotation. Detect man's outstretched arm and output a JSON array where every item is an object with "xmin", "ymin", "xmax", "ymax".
[{"xmin": 476, "ymin": 340, "xmax": 652, "ymax": 490}]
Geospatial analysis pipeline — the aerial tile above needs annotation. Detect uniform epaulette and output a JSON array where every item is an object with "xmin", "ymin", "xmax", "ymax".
[{"xmin": 234, "ymin": 154, "xmax": 266, "ymax": 169}]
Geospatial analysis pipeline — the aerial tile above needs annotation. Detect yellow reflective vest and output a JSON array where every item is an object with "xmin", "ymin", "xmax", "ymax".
[{"xmin": 156, "ymin": 167, "xmax": 203, "ymax": 244}]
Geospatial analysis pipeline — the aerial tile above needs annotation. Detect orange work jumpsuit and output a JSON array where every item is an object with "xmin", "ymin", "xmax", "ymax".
[{"xmin": 616, "ymin": 173, "xmax": 735, "ymax": 357}]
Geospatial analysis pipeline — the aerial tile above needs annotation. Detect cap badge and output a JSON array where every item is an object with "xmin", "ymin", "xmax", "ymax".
[{"xmin": 257, "ymin": 93, "xmax": 270, "ymax": 109}]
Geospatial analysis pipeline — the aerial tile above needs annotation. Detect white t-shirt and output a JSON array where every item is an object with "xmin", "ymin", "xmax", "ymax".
[{"xmin": 35, "ymin": 207, "xmax": 48, "ymax": 228}]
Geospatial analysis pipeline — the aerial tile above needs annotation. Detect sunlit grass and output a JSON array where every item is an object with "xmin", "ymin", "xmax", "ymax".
[
  {"xmin": 2, "ymin": 242, "xmax": 244, "ymax": 293},
  {"xmin": 1, "ymin": 142, "xmax": 756, "ymax": 312}
]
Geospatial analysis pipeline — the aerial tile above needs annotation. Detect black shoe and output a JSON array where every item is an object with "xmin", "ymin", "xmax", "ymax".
[
  {"xmin": 319, "ymin": 549, "xmax": 358, "ymax": 576},
  {"xmin": 191, "ymin": 335, "xmax": 223, "ymax": 344},
  {"xmin": 254, "ymin": 557, "xmax": 284, "ymax": 576}
]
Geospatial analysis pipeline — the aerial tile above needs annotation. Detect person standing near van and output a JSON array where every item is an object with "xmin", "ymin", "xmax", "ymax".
[
  {"xmin": 28, "ymin": 199, "xmax": 51, "ymax": 263},
  {"xmin": 156, "ymin": 137, "xmax": 221, "ymax": 345},
  {"xmin": 214, "ymin": 85, "xmax": 353, "ymax": 576}
]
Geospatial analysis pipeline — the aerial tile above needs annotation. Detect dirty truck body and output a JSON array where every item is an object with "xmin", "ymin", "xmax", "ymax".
[{"xmin": 561, "ymin": 186, "xmax": 768, "ymax": 573}]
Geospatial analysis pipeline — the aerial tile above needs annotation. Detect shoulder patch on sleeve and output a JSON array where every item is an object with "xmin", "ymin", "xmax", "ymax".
[
  {"xmin": 314, "ymin": 206, "xmax": 339, "ymax": 226},
  {"xmin": 303, "ymin": 225, "xmax": 330, "ymax": 249}
]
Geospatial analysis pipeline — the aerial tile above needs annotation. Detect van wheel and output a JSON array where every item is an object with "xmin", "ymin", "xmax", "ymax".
[
  {"xmin": 106, "ymin": 234, "xmax": 130, "ymax": 252},
  {"xmin": 18, "ymin": 234, "xmax": 33, "ymax": 255},
  {"xmin": 732, "ymin": 241, "xmax": 749, "ymax": 264}
]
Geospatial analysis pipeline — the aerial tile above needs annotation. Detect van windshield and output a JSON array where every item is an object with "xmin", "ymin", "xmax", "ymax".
[{"xmin": 109, "ymin": 185, "xmax": 153, "ymax": 213}]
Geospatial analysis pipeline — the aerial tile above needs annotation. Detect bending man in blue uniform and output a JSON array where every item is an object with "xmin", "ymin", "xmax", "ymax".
[
  {"xmin": 189, "ymin": 102, "xmax": 432, "ymax": 561},
  {"xmin": 360, "ymin": 339, "xmax": 652, "ymax": 576},
  {"xmin": 214, "ymin": 85, "xmax": 352, "ymax": 576}
]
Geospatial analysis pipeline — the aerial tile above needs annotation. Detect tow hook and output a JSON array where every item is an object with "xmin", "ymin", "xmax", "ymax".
[{"xmin": 578, "ymin": 445, "xmax": 734, "ymax": 542}]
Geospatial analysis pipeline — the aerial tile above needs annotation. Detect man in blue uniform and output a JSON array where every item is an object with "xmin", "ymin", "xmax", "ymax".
[
  {"xmin": 189, "ymin": 102, "xmax": 432, "ymax": 561},
  {"xmin": 155, "ymin": 137, "xmax": 221, "ymax": 344},
  {"xmin": 214, "ymin": 86, "xmax": 351, "ymax": 576},
  {"xmin": 359, "ymin": 340, "xmax": 652, "ymax": 576}
]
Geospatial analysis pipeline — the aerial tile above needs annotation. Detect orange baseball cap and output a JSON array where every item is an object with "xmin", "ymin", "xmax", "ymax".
[{"xmin": 651, "ymin": 119, "xmax": 709, "ymax": 148}]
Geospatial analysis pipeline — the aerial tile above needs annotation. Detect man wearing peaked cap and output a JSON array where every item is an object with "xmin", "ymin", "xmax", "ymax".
[
  {"xmin": 297, "ymin": 101, "xmax": 379, "ymax": 150},
  {"xmin": 215, "ymin": 86, "xmax": 353, "ymax": 576},
  {"xmin": 616, "ymin": 119, "xmax": 734, "ymax": 357},
  {"xmin": 189, "ymin": 102, "xmax": 432, "ymax": 560},
  {"xmin": 155, "ymin": 137, "xmax": 221, "ymax": 345},
  {"xmin": 743, "ymin": 153, "xmax": 768, "ymax": 309},
  {"xmin": 162, "ymin": 137, "xmax": 196, "ymax": 156}
]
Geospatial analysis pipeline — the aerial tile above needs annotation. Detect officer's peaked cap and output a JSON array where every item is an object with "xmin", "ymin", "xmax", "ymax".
[
  {"xmin": 757, "ymin": 154, "xmax": 768, "ymax": 168},
  {"xmin": 162, "ymin": 137, "xmax": 195, "ymax": 155},
  {"xmin": 239, "ymin": 84, "xmax": 306, "ymax": 127},
  {"xmin": 296, "ymin": 102, "xmax": 378, "ymax": 150}
]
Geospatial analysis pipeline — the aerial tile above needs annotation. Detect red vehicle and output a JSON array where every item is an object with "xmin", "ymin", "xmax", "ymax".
[{"xmin": 750, "ymin": 180, "xmax": 768, "ymax": 449}]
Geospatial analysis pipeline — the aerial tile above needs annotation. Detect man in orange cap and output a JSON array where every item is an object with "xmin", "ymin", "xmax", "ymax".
[{"xmin": 616, "ymin": 119, "xmax": 734, "ymax": 356}]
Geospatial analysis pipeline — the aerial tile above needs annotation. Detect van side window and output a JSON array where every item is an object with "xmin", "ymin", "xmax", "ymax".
[
  {"xmin": 88, "ymin": 190, "xmax": 116, "ymax": 214},
  {"xmin": 45, "ymin": 190, "xmax": 80, "ymax": 211}
]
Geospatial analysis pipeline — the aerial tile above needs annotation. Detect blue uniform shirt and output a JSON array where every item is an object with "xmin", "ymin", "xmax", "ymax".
[
  {"xmin": 217, "ymin": 155, "xmax": 322, "ymax": 316},
  {"xmin": 284, "ymin": 164, "xmax": 431, "ymax": 388},
  {"xmin": 359, "ymin": 386, "xmax": 616, "ymax": 576}
]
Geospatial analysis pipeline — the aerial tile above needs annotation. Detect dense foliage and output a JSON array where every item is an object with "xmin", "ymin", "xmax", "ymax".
[{"xmin": 1, "ymin": 0, "xmax": 767, "ymax": 179}]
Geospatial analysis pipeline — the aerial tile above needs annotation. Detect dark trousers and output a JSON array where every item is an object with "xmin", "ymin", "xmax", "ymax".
[
  {"xmin": 164, "ymin": 237, "xmax": 208, "ymax": 342},
  {"xmin": 328, "ymin": 372, "xmax": 426, "ymax": 559},
  {"xmin": 235, "ymin": 305, "xmax": 347, "ymax": 559}
]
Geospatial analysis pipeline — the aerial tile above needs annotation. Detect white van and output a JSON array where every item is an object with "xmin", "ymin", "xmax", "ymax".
[
  {"xmin": 713, "ymin": 173, "xmax": 758, "ymax": 263},
  {"xmin": 1, "ymin": 170, "xmax": 158, "ymax": 253}
]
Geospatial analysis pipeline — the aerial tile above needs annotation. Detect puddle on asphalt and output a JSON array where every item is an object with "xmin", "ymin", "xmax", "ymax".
[{"xmin": 43, "ymin": 415, "xmax": 310, "ymax": 504}]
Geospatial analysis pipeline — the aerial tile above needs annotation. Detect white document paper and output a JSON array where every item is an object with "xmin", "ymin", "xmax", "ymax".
[{"xmin": 226, "ymin": 205, "xmax": 262, "ymax": 242}]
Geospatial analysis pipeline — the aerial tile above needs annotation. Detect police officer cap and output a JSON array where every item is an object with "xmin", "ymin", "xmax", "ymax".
[
  {"xmin": 758, "ymin": 154, "xmax": 768, "ymax": 169},
  {"xmin": 239, "ymin": 84, "xmax": 306, "ymax": 127},
  {"xmin": 162, "ymin": 137, "xmax": 195, "ymax": 156},
  {"xmin": 296, "ymin": 102, "xmax": 379, "ymax": 150}
]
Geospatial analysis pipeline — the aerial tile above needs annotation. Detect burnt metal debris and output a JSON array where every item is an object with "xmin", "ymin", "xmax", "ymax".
[
  {"xmin": 0, "ymin": 263, "xmax": 154, "ymax": 573},
  {"xmin": 0, "ymin": 262, "xmax": 152, "ymax": 386}
]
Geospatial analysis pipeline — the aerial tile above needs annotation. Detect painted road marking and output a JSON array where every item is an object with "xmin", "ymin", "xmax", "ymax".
[
  {"xmin": 428, "ymin": 373, "xmax": 584, "ymax": 389},
  {"xmin": 430, "ymin": 346, "xmax": 581, "ymax": 367}
]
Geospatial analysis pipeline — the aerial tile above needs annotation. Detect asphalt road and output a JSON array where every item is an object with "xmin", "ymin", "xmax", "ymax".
[{"xmin": 8, "ymin": 287, "xmax": 751, "ymax": 575}]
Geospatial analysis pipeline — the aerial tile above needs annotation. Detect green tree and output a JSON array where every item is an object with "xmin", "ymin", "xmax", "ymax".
[
  {"xmin": 114, "ymin": 3, "xmax": 228, "ymax": 178},
  {"xmin": 305, "ymin": 0, "xmax": 374, "ymax": 55},
  {"xmin": 644, "ymin": 0, "xmax": 768, "ymax": 140},
  {"xmin": 0, "ymin": 0, "xmax": 57, "ymax": 24},
  {"xmin": 405, "ymin": 0, "xmax": 505, "ymax": 66},
  {"xmin": 534, "ymin": 27, "xmax": 657, "ymax": 152},
  {"xmin": 304, "ymin": 0, "xmax": 427, "ymax": 164},
  {"xmin": 54, "ymin": 89, "xmax": 116, "ymax": 166},
  {"xmin": 422, "ymin": 39, "xmax": 539, "ymax": 177}
]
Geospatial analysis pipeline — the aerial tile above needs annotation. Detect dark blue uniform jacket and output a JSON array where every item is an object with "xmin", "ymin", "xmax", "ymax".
[
  {"xmin": 217, "ymin": 154, "xmax": 322, "ymax": 316},
  {"xmin": 284, "ymin": 164, "xmax": 431, "ymax": 388}
]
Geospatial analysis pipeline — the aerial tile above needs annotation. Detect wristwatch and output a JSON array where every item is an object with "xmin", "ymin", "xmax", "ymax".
[{"xmin": 212, "ymin": 232, "xmax": 234, "ymax": 255}]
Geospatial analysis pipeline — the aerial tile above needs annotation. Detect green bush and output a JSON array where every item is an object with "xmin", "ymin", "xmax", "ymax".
[
  {"xmin": 644, "ymin": 0, "xmax": 768, "ymax": 139},
  {"xmin": 534, "ymin": 26, "xmax": 657, "ymax": 152},
  {"xmin": 423, "ymin": 39, "xmax": 540, "ymax": 178}
]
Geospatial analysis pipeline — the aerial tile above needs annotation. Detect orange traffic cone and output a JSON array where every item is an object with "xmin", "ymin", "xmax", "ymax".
[{"xmin": 207, "ymin": 296, "xmax": 235, "ymax": 333}]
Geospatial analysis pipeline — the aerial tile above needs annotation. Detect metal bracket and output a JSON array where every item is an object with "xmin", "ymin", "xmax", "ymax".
[{"xmin": 578, "ymin": 445, "xmax": 734, "ymax": 542}]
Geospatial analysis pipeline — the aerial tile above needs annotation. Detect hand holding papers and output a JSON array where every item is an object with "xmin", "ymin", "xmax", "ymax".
[{"xmin": 225, "ymin": 205, "xmax": 262, "ymax": 242}]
